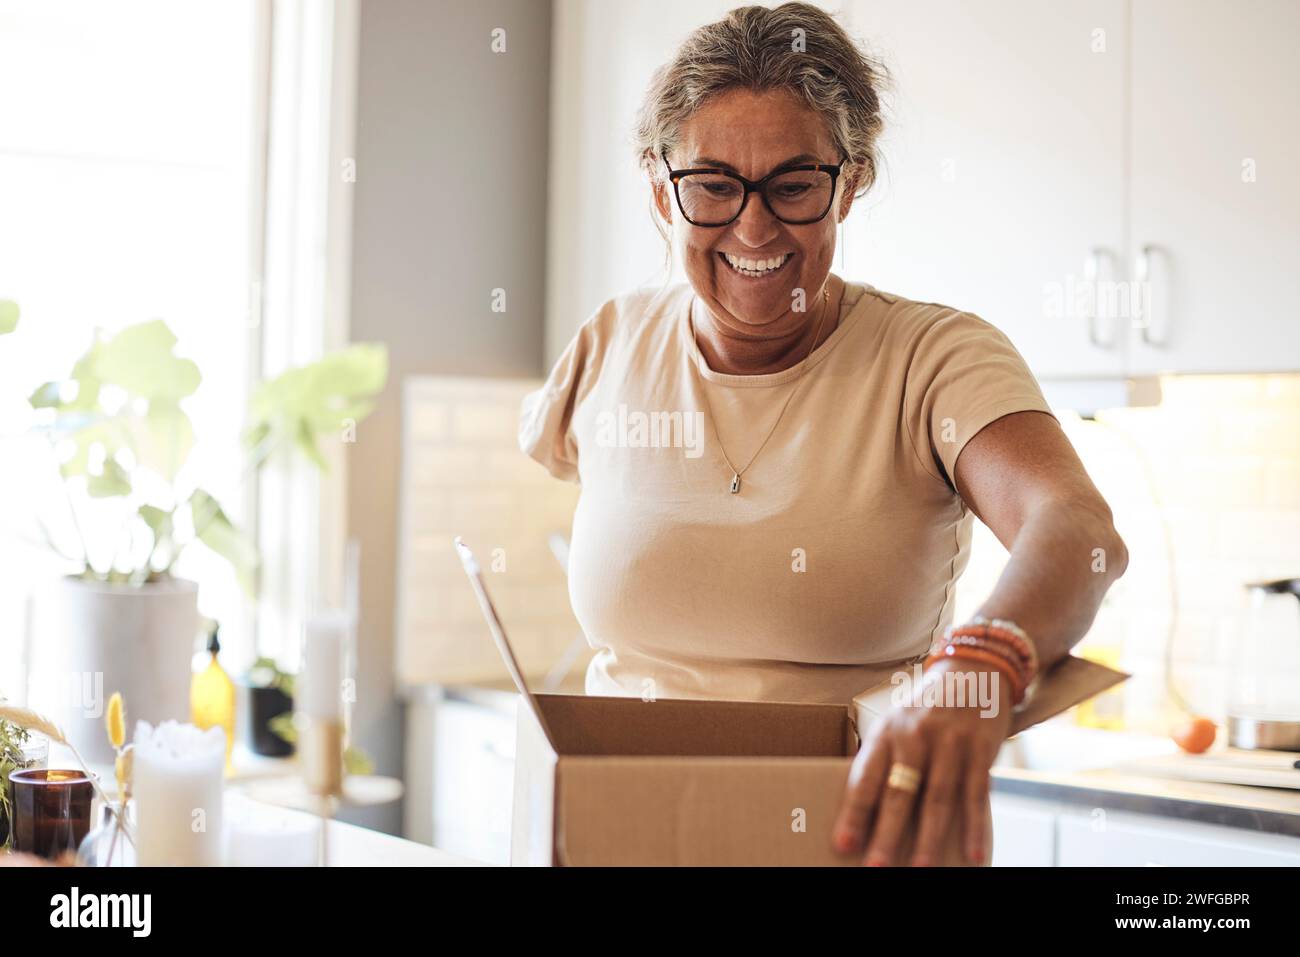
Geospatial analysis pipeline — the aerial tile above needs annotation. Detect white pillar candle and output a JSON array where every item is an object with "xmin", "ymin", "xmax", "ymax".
[
  {"xmin": 300, "ymin": 612, "xmax": 347, "ymax": 720},
  {"xmin": 300, "ymin": 612, "xmax": 349, "ymax": 798},
  {"xmin": 223, "ymin": 792, "xmax": 319, "ymax": 867},
  {"xmin": 133, "ymin": 720, "xmax": 226, "ymax": 866}
]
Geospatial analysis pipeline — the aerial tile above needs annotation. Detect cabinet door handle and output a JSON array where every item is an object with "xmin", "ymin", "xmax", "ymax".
[
  {"xmin": 1133, "ymin": 244, "xmax": 1167, "ymax": 345},
  {"xmin": 1084, "ymin": 246, "xmax": 1117, "ymax": 347}
]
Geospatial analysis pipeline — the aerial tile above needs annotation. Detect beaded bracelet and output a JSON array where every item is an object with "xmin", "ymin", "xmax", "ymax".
[
  {"xmin": 924, "ymin": 643, "xmax": 1026, "ymax": 705},
  {"xmin": 943, "ymin": 633, "xmax": 1033, "ymax": 685},
  {"xmin": 968, "ymin": 616, "xmax": 1040, "ymax": 679},
  {"xmin": 928, "ymin": 619, "xmax": 1042, "ymax": 712},
  {"xmin": 968, "ymin": 617, "xmax": 1042, "ymax": 712}
]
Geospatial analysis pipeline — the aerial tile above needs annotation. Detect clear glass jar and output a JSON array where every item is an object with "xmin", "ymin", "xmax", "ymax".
[
  {"xmin": 1230, "ymin": 582, "xmax": 1300, "ymax": 721},
  {"xmin": 76, "ymin": 800, "xmax": 136, "ymax": 867}
]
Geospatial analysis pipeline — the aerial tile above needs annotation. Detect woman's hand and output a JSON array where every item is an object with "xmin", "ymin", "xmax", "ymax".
[{"xmin": 831, "ymin": 659, "xmax": 1015, "ymax": 866}]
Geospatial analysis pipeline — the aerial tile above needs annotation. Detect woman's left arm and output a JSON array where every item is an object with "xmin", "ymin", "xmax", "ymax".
[
  {"xmin": 833, "ymin": 410, "xmax": 1129, "ymax": 866},
  {"xmin": 954, "ymin": 409, "xmax": 1129, "ymax": 670}
]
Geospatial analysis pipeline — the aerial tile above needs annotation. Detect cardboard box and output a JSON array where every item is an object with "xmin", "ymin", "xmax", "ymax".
[
  {"xmin": 510, "ymin": 658, "xmax": 1126, "ymax": 866},
  {"xmin": 454, "ymin": 538, "xmax": 1127, "ymax": 866}
]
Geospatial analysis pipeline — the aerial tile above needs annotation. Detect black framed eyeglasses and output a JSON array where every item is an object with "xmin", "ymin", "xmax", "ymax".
[{"xmin": 663, "ymin": 152, "xmax": 845, "ymax": 227}]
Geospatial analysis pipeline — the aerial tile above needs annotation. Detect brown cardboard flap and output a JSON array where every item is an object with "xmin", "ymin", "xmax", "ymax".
[
  {"xmin": 556, "ymin": 756, "xmax": 857, "ymax": 866},
  {"xmin": 1008, "ymin": 655, "xmax": 1129, "ymax": 735},
  {"xmin": 852, "ymin": 654, "xmax": 1129, "ymax": 738},
  {"xmin": 512, "ymin": 703, "xmax": 559, "ymax": 866},
  {"xmin": 454, "ymin": 537, "xmax": 557, "ymax": 750},
  {"xmin": 537, "ymin": 694, "xmax": 850, "ymax": 757}
]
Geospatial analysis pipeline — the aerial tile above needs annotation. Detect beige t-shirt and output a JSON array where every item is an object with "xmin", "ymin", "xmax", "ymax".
[{"xmin": 520, "ymin": 279, "xmax": 1056, "ymax": 706}]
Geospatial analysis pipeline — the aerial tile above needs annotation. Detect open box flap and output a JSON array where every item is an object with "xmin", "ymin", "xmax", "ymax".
[
  {"xmin": 454, "ymin": 537, "xmax": 558, "ymax": 751},
  {"xmin": 852, "ymin": 654, "xmax": 1130, "ymax": 738},
  {"xmin": 535, "ymin": 693, "xmax": 851, "ymax": 756}
]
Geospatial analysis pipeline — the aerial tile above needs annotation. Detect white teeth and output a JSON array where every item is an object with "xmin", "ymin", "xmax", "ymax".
[{"xmin": 723, "ymin": 252, "xmax": 790, "ymax": 276}]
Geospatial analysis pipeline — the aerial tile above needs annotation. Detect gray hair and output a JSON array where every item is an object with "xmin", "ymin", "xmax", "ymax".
[{"xmin": 634, "ymin": 3, "xmax": 889, "ymax": 198}]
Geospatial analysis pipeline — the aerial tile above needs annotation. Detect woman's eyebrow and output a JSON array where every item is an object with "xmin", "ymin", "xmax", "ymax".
[{"xmin": 689, "ymin": 153, "xmax": 822, "ymax": 171}]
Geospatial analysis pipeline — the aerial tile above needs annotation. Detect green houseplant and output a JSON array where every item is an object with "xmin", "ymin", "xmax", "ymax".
[
  {"xmin": 15, "ymin": 315, "xmax": 386, "ymax": 763},
  {"xmin": 0, "ymin": 711, "xmax": 35, "ymax": 849}
]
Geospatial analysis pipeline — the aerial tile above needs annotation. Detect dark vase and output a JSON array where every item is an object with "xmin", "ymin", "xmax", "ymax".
[{"xmin": 244, "ymin": 684, "xmax": 296, "ymax": 757}]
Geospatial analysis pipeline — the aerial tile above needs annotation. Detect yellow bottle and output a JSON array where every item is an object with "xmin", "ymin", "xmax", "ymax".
[
  {"xmin": 1074, "ymin": 642, "xmax": 1126, "ymax": 731},
  {"xmin": 191, "ymin": 625, "xmax": 236, "ymax": 772}
]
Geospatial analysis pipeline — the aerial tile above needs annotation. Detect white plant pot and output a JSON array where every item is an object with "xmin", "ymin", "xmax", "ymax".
[{"xmin": 28, "ymin": 576, "xmax": 200, "ymax": 766}]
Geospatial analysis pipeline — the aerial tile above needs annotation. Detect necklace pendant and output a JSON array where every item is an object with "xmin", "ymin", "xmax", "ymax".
[{"xmin": 729, "ymin": 473, "xmax": 741, "ymax": 494}]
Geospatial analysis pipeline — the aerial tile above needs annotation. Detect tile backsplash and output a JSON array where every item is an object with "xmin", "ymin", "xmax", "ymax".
[
  {"xmin": 953, "ymin": 375, "xmax": 1300, "ymax": 733},
  {"xmin": 396, "ymin": 376, "xmax": 583, "ymax": 689}
]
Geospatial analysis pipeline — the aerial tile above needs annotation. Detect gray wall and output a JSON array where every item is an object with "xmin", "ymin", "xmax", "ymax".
[{"xmin": 346, "ymin": 0, "xmax": 551, "ymax": 833}]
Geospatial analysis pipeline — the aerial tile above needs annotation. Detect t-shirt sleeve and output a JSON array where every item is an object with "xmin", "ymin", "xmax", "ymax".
[
  {"xmin": 904, "ymin": 310, "xmax": 1057, "ymax": 491},
  {"xmin": 518, "ymin": 314, "xmax": 597, "ymax": 483}
]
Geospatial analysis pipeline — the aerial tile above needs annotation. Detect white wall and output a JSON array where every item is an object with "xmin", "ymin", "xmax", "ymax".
[{"xmin": 346, "ymin": 0, "xmax": 552, "ymax": 834}]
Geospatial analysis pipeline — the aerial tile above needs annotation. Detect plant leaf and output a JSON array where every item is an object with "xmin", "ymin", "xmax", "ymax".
[
  {"xmin": 245, "ymin": 344, "xmax": 388, "ymax": 470},
  {"xmin": 65, "ymin": 339, "xmax": 106, "ymax": 412},
  {"xmin": 86, "ymin": 456, "xmax": 132, "ymax": 498},
  {"xmin": 28, "ymin": 381, "xmax": 62, "ymax": 408},
  {"xmin": 189, "ymin": 489, "xmax": 257, "ymax": 597},
  {"xmin": 343, "ymin": 746, "xmax": 374, "ymax": 776},
  {"xmin": 0, "ymin": 300, "xmax": 18, "ymax": 335},
  {"xmin": 127, "ymin": 399, "xmax": 194, "ymax": 481},
  {"xmin": 94, "ymin": 320, "xmax": 201, "ymax": 400},
  {"xmin": 57, "ymin": 418, "xmax": 125, "ymax": 479}
]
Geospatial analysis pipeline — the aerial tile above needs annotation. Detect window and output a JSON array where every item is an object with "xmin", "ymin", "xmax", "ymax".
[{"xmin": 0, "ymin": 0, "xmax": 261, "ymax": 676}]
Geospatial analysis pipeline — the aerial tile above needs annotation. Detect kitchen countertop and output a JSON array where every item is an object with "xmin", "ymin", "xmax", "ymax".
[
  {"xmin": 991, "ymin": 765, "xmax": 1300, "ymax": 837},
  {"xmin": 308, "ymin": 807, "xmax": 487, "ymax": 866},
  {"xmin": 425, "ymin": 680, "xmax": 1300, "ymax": 839}
]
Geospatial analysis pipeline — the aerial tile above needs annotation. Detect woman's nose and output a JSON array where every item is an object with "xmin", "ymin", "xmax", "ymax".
[{"xmin": 729, "ymin": 190, "xmax": 781, "ymax": 248}]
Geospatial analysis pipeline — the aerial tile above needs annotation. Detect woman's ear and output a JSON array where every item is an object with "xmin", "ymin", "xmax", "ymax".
[
  {"xmin": 651, "ymin": 177, "xmax": 674, "ymax": 225},
  {"xmin": 836, "ymin": 167, "xmax": 860, "ymax": 223}
]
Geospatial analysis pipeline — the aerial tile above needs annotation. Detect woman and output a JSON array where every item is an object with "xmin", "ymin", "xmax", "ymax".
[{"xmin": 521, "ymin": 3, "xmax": 1127, "ymax": 866}]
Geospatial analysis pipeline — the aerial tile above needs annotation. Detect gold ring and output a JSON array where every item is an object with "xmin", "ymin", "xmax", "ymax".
[{"xmin": 886, "ymin": 762, "xmax": 922, "ymax": 794}]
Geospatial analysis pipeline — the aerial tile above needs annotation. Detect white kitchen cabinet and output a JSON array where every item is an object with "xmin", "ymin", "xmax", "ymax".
[
  {"xmin": 1056, "ymin": 807, "xmax": 1300, "ymax": 867},
  {"xmin": 991, "ymin": 793, "xmax": 1057, "ymax": 866},
  {"xmin": 847, "ymin": 0, "xmax": 1129, "ymax": 379},
  {"xmin": 1127, "ymin": 0, "xmax": 1300, "ymax": 375},
  {"xmin": 849, "ymin": 0, "xmax": 1299, "ymax": 379},
  {"xmin": 406, "ymin": 690, "xmax": 518, "ymax": 865}
]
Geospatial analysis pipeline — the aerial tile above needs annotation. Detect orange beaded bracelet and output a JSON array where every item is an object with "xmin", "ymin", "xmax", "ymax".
[
  {"xmin": 968, "ymin": 616, "xmax": 1042, "ymax": 711},
  {"xmin": 928, "ymin": 618, "xmax": 1042, "ymax": 713},
  {"xmin": 924, "ymin": 643, "xmax": 1026, "ymax": 705},
  {"xmin": 946, "ymin": 631, "xmax": 1033, "ymax": 683}
]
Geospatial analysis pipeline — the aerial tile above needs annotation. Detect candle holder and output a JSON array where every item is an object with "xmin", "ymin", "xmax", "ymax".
[{"xmin": 8, "ymin": 768, "xmax": 94, "ymax": 861}]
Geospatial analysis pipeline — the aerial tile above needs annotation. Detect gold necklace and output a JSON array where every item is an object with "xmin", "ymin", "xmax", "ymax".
[{"xmin": 690, "ymin": 287, "xmax": 832, "ymax": 494}]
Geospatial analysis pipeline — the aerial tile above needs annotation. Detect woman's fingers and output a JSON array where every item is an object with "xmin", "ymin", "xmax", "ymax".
[
  {"xmin": 963, "ymin": 760, "xmax": 992, "ymax": 864},
  {"xmin": 909, "ymin": 733, "xmax": 963, "ymax": 866},
  {"xmin": 861, "ymin": 738, "xmax": 926, "ymax": 866},
  {"xmin": 832, "ymin": 728, "xmax": 889, "ymax": 855}
]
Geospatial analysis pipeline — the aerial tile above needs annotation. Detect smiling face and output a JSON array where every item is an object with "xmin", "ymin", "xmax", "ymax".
[{"xmin": 654, "ymin": 88, "xmax": 857, "ymax": 339}]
